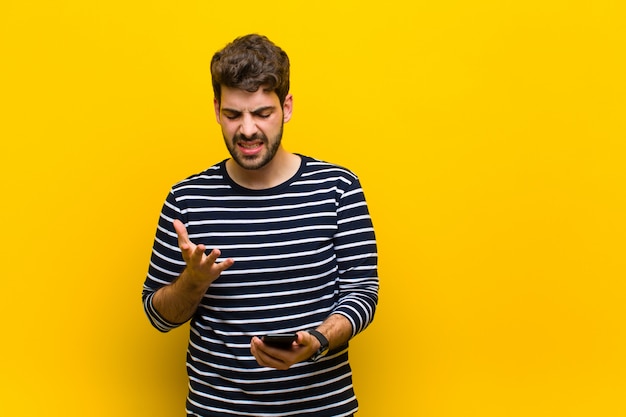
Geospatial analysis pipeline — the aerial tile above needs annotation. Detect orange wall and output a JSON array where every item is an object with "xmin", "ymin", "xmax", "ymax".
[{"xmin": 1, "ymin": 1, "xmax": 625, "ymax": 416}]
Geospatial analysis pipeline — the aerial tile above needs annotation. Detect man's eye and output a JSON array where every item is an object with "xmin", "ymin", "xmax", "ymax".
[
  {"xmin": 224, "ymin": 114, "xmax": 240, "ymax": 120},
  {"xmin": 256, "ymin": 113, "xmax": 271, "ymax": 119}
]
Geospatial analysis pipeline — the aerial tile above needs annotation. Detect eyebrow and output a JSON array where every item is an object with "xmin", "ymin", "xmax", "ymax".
[{"xmin": 221, "ymin": 105, "xmax": 276, "ymax": 115}]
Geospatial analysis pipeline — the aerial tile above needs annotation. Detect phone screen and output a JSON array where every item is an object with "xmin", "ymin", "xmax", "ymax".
[{"xmin": 262, "ymin": 333, "xmax": 297, "ymax": 349}]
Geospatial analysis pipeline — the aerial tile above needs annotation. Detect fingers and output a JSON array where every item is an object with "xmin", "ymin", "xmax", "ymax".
[
  {"xmin": 189, "ymin": 243, "xmax": 204, "ymax": 262},
  {"xmin": 173, "ymin": 220, "xmax": 218, "ymax": 260},
  {"xmin": 251, "ymin": 337, "xmax": 290, "ymax": 370},
  {"xmin": 215, "ymin": 257, "xmax": 235, "ymax": 274},
  {"xmin": 205, "ymin": 247, "xmax": 221, "ymax": 264},
  {"xmin": 173, "ymin": 219, "xmax": 234, "ymax": 275},
  {"xmin": 201, "ymin": 248, "xmax": 235, "ymax": 272}
]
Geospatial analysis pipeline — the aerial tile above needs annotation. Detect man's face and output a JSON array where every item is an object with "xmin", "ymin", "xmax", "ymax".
[{"xmin": 215, "ymin": 86, "xmax": 293, "ymax": 170}]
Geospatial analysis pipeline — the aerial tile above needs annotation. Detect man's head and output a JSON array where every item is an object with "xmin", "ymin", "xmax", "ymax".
[
  {"xmin": 211, "ymin": 35, "xmax": 293, "ymax": 172},
  {"xmin": 211, "ymin": 34, "xmax": 290, "ymax": 107}
]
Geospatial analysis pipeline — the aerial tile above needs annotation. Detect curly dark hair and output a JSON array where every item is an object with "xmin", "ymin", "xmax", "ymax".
[{"xmin": 211, "ymin": 34, "xmax": 290, "ymax": 106}]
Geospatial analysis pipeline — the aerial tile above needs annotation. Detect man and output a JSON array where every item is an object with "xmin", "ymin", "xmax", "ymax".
[{"xmin": 142, "ymin": 34, "xmax": 379, "ymax": 417}]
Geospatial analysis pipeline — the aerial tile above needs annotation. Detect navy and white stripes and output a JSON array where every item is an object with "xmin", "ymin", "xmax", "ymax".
[{"xmin": 142, "ymin": 155, "xmax": 378, "ymax": 417}]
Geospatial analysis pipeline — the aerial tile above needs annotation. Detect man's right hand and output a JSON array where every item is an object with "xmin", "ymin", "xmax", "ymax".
[
  {"xmin": 173, "ymin": 219, "xmax": 235, "ymax": 287},
  {"xmin": 152, "ymin": 220, "xmax": 235, "ymax": 324}
]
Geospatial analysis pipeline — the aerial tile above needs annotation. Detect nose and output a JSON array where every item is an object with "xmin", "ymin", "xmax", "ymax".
[{"xmin": 239, "ymin": 113, "xmax": 258, "ymax": 138}]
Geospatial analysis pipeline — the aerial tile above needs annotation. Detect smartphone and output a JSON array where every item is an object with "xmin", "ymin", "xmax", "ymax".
[{"xmin": 262, "ymin": 333, "xmax": 298, "ymax": 349}]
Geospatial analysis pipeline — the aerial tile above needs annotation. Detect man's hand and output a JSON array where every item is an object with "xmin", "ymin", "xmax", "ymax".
[
  {"xmin": 250, "ymin": 331, "xmax": 321, "ymax": 370},
  {"xmin": 152, "ymin": 220, "xmax": 234, "ymax": 324},
  {"xmin": 173, "ymin": 219, "xmax": 234, "ymax": 288}
]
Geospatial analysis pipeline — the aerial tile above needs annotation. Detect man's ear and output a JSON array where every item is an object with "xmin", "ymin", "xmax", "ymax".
[
  {"xmin": 282, "ymin": 94, "xmax": 293, "ymax": 123},
  {"xmin": 213, "ymin": 98, "xmax": 221, "ymax": 123}
]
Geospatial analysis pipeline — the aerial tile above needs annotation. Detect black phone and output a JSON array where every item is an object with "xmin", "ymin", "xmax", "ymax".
[{"xmin": 262, "ymin": 333, "xmax": 298, "ymax": 349}]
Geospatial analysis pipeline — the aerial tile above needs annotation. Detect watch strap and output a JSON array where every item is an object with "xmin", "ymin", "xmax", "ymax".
[{"xmin": 307, "ymin": 329, "xmax": 330, "ymax": 362}]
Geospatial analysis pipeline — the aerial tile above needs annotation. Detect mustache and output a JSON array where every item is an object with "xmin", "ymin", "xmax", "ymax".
[{"xmin": 234, "ymin": 133, "xmax": 266, "ymax": 142}]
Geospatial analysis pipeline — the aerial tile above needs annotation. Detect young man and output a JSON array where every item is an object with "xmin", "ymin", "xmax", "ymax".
[{"xmin": 142, "ymin": 34, "xmax": 379, "ymax": 417}]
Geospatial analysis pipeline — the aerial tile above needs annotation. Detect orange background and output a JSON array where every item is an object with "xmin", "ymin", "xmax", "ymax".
[{"xmin": 1, "ymin": 1, "xmax": 625, "ymax": 415}]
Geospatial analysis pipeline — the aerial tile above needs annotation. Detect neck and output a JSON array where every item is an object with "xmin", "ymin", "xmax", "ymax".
[{"xmin": 226, "ymin": 148, "xmax": 301, "ymax": 190}]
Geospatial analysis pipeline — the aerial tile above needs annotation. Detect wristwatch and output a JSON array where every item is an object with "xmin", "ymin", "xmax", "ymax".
[{"xmin": 307, "ymin": 329, "xmax": 330, "ymax": 362}]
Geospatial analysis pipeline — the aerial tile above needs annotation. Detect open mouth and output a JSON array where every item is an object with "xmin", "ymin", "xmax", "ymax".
[{"xmin": 238, "ymin": 140, "xmax": 264, "ymax": 155}]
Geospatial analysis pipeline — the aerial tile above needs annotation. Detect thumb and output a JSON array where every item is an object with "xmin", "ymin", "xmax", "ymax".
[{"xmin": 173, "ymin": 219, "xmax": 192, "ymax": 250}]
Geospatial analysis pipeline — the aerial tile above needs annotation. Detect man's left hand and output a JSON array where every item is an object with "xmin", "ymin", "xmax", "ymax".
[{"xmin": 250, "ymin": 331, "xmax": 320, "ymax": 370}]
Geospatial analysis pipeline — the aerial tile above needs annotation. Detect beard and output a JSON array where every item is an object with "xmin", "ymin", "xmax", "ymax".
[{"xmin": 224, "ymin": 124, "xmax": 284, "ymax": 170}]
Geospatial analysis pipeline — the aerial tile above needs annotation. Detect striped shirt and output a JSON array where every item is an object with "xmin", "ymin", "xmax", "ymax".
[{"xmin": 142, "ymin": 155, "xmax": 379, "ymax": 417}]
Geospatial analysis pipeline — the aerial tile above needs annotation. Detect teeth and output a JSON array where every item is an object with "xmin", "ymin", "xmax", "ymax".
[{"xmin": 241, "ymin": 143, "xmax": 260, "ymax": 148}]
